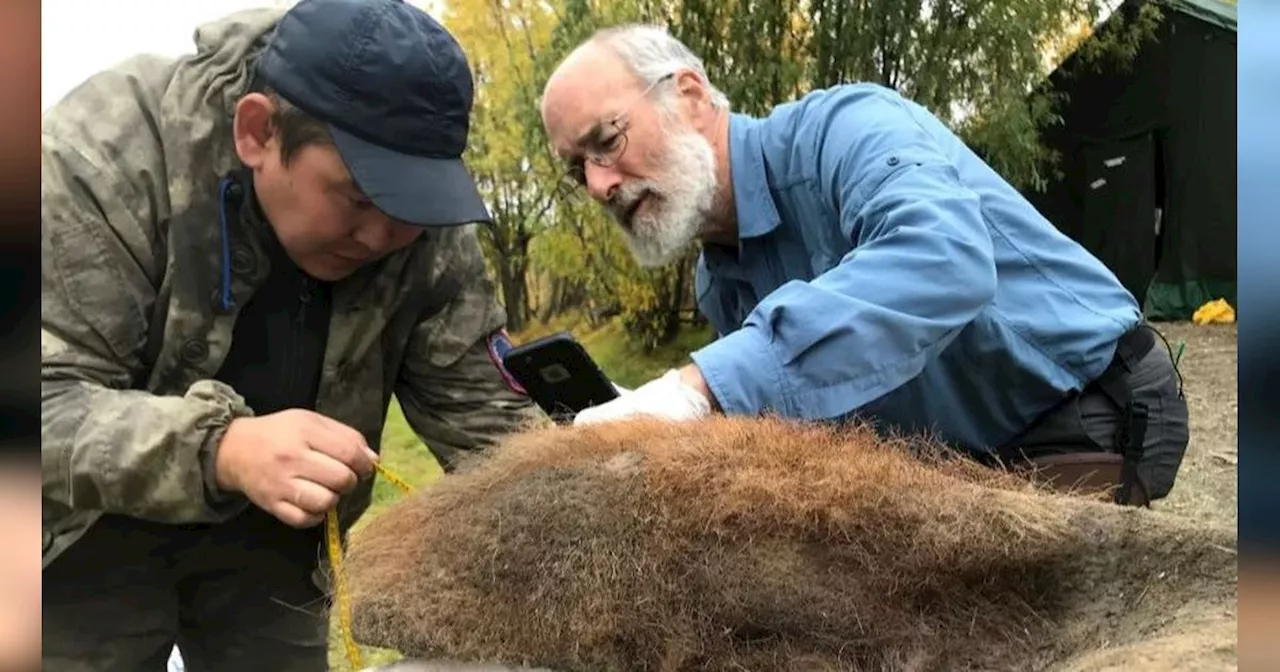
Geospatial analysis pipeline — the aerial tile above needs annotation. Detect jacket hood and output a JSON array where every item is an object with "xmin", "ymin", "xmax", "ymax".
[
  {"xmin": 187, "ymin": 6, "xmax": 284, "ymax": 97},
  {"xmin": 159, "ymin": 8, "xmax": 286, "ymax": 200}
]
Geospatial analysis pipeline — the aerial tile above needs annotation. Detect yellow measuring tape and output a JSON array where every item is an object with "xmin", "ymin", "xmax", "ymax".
[{"xmin": 325, "ymin": 461, "xmax": 416, "ymax": 670}]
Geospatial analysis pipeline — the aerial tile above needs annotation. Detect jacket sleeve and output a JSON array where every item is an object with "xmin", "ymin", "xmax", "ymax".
[
  {"xmin": 690, "ymin": 88, "xmax": 997, "ymax": 420},
  {"xmin": 395, "ymin": 227, "xmax": 548, "ymax": 471},
  {"xmin": 41, "ymin": 132, "xmax": 253, "ymax": 523}
]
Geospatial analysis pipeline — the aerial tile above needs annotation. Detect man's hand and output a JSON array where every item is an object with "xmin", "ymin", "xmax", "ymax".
[
  {"xmin": 574, "ymin": 365, "xmax": 717, "ymax": 426},
  {"xmin": 214, "ymin": 409, "xmax": 378, "ymax": 528}
]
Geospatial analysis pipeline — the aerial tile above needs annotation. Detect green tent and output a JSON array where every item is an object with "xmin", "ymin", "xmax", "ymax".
[{"xmin": 1024, "ymin": 0, "xmax": 1237, "ymax": 321}]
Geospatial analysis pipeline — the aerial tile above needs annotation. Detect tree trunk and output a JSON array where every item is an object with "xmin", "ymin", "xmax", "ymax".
[
  {"xmin": 651, "ymin": 258, "xmax": 690, "ymax": 347},
  {"xmin": 495, "ymin": 233, "xmax": 531, "ymax": 334},
  {"xmin": 540, "ymin": 277, "xmax": 588, "ymax": 321},
  {"xmin": 499, "ymin": 266, "xmax": 527, "ymax": 334}
]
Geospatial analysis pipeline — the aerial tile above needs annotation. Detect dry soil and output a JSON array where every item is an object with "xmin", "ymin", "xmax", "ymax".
[{"xmin": 1148, "ymin": 321, "xmax": 1238, "ymax": 530}]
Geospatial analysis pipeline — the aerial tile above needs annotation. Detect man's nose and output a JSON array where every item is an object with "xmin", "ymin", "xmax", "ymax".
[
  {"xmin": 584, "ymin": 162, "xmax": 622, "ymax": 203},
  {"xmin": 354, "ymin": 211, "xmax": 412, "ymax": 253}
]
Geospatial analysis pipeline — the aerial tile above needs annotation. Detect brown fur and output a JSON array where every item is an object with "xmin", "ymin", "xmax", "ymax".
[{"xmin": 344, "ymin": 416, "xmax": 1236, "ymax": 671}]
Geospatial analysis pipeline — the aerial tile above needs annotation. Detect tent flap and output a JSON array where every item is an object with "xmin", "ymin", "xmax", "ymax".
[{"xmin": 1143, "ymin": 279, "xmax": 1237, "ymax": 321}]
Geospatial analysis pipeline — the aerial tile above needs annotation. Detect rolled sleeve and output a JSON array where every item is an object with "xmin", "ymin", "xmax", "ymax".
[{"xmin": 690, "ymin": 324, "xmax": 788, "ymax": 415}]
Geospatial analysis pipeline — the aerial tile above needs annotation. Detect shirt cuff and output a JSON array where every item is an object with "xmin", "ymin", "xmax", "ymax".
[{"xmin": 690, "ymin": 325, "xmax": 787, "ymax": 416}]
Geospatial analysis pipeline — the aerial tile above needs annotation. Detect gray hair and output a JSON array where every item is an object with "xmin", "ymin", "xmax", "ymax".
[{"xmin": 589, "ymin": 24, "xmax": 730, "ymax": 111}]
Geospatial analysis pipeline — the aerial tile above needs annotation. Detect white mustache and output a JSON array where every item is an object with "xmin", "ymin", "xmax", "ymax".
[{"xmin": 608, "ymin": 182, "xmax": 657, "ymax": 222}]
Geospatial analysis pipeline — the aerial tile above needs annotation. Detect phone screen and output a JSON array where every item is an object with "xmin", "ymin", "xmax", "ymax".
[{"xmin": 501, "ymin": 332, "xmax": 618, "ymax": 422}]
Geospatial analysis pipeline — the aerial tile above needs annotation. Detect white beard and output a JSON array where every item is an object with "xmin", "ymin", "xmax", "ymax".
[{"xmin": 608, "ymin": 123, "xmax": 718, "ymax": 268}]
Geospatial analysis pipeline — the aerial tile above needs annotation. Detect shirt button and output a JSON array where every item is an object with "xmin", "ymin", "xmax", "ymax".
[
  {"xmin": 887, "ymin": 156, "xmax": 900, "ymax": 166},
  {"xmin": 180, "ymin": 339, "xmax": 209, "ymax": 364},
  {"xmin": 209, "ymin": 287, "xmax": 236, "ymax": 312},
  {"xmin": 230, "ymin": 246, "xmax": 256, "ymax": 276}
]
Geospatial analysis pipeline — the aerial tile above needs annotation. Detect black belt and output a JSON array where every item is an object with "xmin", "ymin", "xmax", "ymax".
[{"xmin": 1087, "ymin": 325, "xmax": 1157, "ymax": 505}]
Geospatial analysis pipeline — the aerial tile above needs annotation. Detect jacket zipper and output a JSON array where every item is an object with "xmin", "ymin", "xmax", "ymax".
[{"xmin": 289, "ymin": 276, "xmax": 315, "ymax": 405}]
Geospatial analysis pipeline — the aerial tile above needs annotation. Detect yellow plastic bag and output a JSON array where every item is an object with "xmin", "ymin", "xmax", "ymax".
[{"xmin": 1192, "ymin": 298, "xmax": 1235, "ymax": 325}]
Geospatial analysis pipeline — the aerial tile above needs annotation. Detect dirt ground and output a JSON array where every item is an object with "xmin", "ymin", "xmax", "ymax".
[
  {"xmin": 1047, "ymin": 320, "xmax": 1240, "ymax": 672},
  {"xmin": 1146, "ymin": 321, "xmax": 1238, "ymax": 530}
]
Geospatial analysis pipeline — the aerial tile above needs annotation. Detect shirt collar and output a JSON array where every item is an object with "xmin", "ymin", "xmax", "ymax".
[{"xmin": 727, "ymin": 112, "xmax": 783, "ymax": 240}]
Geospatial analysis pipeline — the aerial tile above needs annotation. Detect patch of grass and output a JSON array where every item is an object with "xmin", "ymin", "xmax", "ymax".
[
  {"xmin": 327, "ymin": 315, "xmax": 713, "ymax": 670},
  {"xmin": 576, "ymin": 320, "xmax": 716, "ymax": 389},
  {"xmin": 367, "ymin": 401, "xmax": 445, "ymax": 512}
]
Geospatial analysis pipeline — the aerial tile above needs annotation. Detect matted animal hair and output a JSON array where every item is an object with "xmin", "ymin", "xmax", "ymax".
[{"xmin": 344, "ymin": 415, "xmax": 1236, "ymax": 671}]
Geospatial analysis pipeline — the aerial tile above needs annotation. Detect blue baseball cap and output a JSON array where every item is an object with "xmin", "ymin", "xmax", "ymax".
[{"xmin": 255, "ymin": 0, "xmax": 490, "ymax": 226}]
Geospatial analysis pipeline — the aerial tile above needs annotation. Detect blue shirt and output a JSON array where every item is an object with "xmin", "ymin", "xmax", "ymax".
[{"xmin": 688, "ymin": 83, "xmax": 1141, "ymax": 454}]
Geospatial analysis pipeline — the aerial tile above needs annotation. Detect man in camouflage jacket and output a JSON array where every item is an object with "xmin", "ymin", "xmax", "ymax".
[{"xmin": 40, "ymin": 1, "xmax": 544, "ymax": 669}]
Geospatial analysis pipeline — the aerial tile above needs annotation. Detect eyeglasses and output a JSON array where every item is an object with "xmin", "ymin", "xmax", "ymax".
[{"xmin": 557, "ymin": 72, "xmax": 676, "ymax": 193}]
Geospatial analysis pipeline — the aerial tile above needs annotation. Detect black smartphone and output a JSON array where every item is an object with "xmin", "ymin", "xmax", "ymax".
[{"xmin": 501, "ymin": 331, "xmax": 620, "ymax": 423}]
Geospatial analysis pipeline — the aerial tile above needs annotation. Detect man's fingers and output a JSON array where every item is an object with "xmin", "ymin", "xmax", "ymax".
[
  {"xmin": 304, "ymin": 421, "xmax": 376, "ymax": 477},
  {"xmin": 309, "ymin": 412, "xmax": 372, "ymax": 452},
  {"xmin": 265, "ymin": 471, "xmax": 343, "ymax": 529},
  {"xmin": 289, "ymin": 478, "xmax": 341, "ymax": 516},
  {"xmin": 271, "ymin": 501, "xmax": 325, "ymax": 529},
  {"xmin": 297, "ymin": 450, "xmax": 360, "ymax": 494}
]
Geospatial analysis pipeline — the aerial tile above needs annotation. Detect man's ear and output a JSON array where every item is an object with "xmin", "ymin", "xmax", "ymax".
[
  {"xmin": 674, "ymin": 69, "xmax": 714, "ymax": 129},
  {"xmin": 232, "ymin": 93, "xmax": 277, "ymax": 169}
]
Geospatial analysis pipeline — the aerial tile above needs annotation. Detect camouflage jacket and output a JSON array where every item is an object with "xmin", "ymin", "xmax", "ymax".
[{"xmin": 40, "ymin": 8, "xmax": 544, "ymax": 569}]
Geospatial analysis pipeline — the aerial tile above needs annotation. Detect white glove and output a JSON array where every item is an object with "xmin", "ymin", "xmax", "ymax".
[{"xmin": 574, "ymin": 369, "xmax": 711, "ymax": 425}]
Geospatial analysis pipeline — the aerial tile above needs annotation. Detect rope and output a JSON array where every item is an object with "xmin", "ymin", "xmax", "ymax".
[{"xmin": 326, "ymin": 461, "xmax": 416, "ymax": 670}]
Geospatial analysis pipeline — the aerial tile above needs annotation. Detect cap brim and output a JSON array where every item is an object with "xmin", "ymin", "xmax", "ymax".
[{"xmin": 329, "ymin": 124, "xmax": 492, "ymax": 227}]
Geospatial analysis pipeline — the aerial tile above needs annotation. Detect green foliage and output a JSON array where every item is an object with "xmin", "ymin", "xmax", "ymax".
[
  {"xmin": 615, "ymin": 260, "xmax": 691, "ymax": 351},
  {"xmin": 577, "ymin": 316, "xmax": 717, "ymax": 387},
  {"xmin": 1069, "ymin": 2, "xmax": 1166, "ymax": 76},
  {"xmin": 442, "ymin": 0, "xmax": 566, "ymax": 333}
]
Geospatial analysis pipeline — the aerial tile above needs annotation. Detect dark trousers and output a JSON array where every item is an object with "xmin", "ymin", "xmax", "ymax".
[
  {"xmin": 990, "ymin": 324, "xmax": 1190, "ymax": 503},
  {"xmin": 42, "ymin": 508, "xmax": 329, "ymax": 672}
]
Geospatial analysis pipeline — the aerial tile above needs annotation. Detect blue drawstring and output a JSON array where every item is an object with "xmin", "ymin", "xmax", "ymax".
[{"xmin": 217, "ymin": 176, "xmax": 236, "ymax": 312}]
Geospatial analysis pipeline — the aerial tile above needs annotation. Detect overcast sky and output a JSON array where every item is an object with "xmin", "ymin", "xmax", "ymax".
[
  {"xmin": 41, "ymin": 0, "xmax": 303, "ymax": 111},
  {"xmin": 42, "ymin": 0, "xmax": 450, "ymax": 111}
]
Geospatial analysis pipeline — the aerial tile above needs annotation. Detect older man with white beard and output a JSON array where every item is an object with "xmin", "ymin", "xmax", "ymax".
[{"xmin": 538, "ymin": 25, "xmax": 1191, "ymax": 506}]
